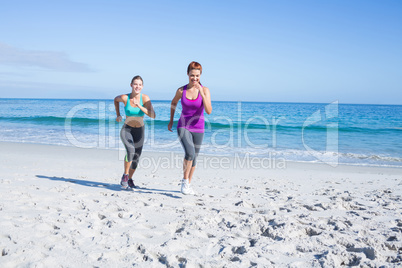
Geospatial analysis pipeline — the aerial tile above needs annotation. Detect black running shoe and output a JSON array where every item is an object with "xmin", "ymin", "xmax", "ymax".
[{"xmin": 128, "ymin": 179, "xmax": 138, "ymax": 189}]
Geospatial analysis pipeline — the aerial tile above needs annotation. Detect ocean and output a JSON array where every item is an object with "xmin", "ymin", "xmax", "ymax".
[{"xmin": 1, "ymin": 98, "xmax": 401, "ymax": 167}]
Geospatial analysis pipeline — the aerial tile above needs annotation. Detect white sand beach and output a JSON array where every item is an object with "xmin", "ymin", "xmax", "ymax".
[{"xmin": 0, "ymin": 142, "xmax": 401, "ymax": 267}]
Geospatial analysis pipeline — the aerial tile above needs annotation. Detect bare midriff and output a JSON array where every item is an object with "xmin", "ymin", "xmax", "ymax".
[{"xmin": 125, "ymin": 116, "xmax": 144, "ymax": 128}]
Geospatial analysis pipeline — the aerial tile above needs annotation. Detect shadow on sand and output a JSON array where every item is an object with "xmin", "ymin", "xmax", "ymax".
[{"xmin": 36, "ymin": 175, "xmax": 182, "ymax": 199}]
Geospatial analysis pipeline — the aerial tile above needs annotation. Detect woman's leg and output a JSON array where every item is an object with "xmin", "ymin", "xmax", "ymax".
[
  {"xmin": 183, "ymin": 159, "xmax": 193, "ymax": 182},
  {"xmin": 188, "ymin": 132, "xmax": 204, "ymax": 181},
  {"xmin": 178, "ymin": 129, "xmax": 205, "ymax": 182},
  {"xmin": 178, "ymin": 128, "xmax": 196, "ymax": 182},
  {"xmin": 127, "ymin": 126, "xmax": 144, "ymax": 187},
  {"xmin": 124, "ymin": 156, "xmax": 131, "ymax": 175},
  {"xmin": 120, "ymin": 125, "xmax": 136, "ymax": 187}
]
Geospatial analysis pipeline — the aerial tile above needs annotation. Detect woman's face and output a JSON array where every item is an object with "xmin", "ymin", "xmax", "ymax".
[
  {"xmin": 188, "ymin": 69, "xmax": 201, "ymax": 84},
  {"xmin": 131, "ymin": 79, "xmax": 143, "ymax": 93}
]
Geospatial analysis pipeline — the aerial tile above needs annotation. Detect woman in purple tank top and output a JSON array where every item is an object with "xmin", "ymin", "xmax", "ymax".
[{"xmin": 168, "ymin": 61, "xmax": 212, "ymax": 195}]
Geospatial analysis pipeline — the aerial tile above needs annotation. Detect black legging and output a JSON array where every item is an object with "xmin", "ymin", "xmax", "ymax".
[
  {"xmin": 177, "ymin": 127, "xmax": 204, "ymax": 167},
  {"xmin": 120, "ymin": 124, "xmax": 144, "ymax": 169}
]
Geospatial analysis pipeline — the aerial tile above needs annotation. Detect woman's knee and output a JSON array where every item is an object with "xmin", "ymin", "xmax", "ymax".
[
  {"xmin": 130, "ymin": 152, "xmax": 141, "ymax": 169},
  {"xmin": 131, "ymin": 160, "xmax": 139, "ymax": 169},
  {"xmin": 184, "ymin": 151, "xmax": 195, "ymax": 161}
]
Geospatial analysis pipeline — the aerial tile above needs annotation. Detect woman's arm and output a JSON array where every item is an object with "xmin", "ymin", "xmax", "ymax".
[
  {"xmin": 114, "ymin": 94, "xmax": 127, "ymax": 122},
  {"xmin": 168, "ymin": 88, "xmax": 183, "ymax": 132},
  {"xmin": 137, "ymin": 94, "xmax": 156, "ymax": 119},
  {"xmin": 199, "ymin": 86, "xmax": 212, "ymax": 114}
]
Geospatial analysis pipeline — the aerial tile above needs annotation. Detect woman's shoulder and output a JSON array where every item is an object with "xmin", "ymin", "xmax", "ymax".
[
  {"xmin": 178, "ymin": 85, "xmax": 186, "ymax": 92},
  {"xmin": 174, "ymin": 86, "xmax": 185, "ymax": 97},
  {"xmin": 200, "ymin": 85, "xmax": 210, "ymax": 93},
  {"xmin": 115, "ymin": 93, "xmax": 129, "ymax": 102},
  {"xmin": 141, "ymin": 93, "xmax": 151, "ymax": 100}
]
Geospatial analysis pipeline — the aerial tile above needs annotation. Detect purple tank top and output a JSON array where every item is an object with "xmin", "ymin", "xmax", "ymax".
[{"xmin": 177, "ymin": 84, "xmax": 205, "ymax": 133}]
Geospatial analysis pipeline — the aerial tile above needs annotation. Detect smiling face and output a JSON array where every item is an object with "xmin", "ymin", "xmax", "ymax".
[
  {"xmin": 130, "ymin": 79, "xmax": 143, "ymax": 94},
  {"xmin": 188, "ymin": 69, "xmax": 201, "ymax": 85}
]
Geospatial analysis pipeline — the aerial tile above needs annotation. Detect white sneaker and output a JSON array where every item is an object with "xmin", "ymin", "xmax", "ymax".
[
  {"xmin": 182, "ymin": 186, "xmax": 196, "ymax": 195},
  {"xmin": 181, "ymin": 179, "xmax": 196, "ymax": 195}
]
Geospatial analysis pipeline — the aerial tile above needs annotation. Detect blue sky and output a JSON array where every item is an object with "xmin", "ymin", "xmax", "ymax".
[{"xmin": 1, "ymin": 0, "xmax": 401, "ymax": 104}]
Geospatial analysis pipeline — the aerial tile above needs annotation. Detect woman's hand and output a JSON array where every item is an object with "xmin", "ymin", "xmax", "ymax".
[
  {"xmin": 116, "ymin": 115, "xmax": 122, "ymax": 122},
  {"xmin": 194, "ymin": 81, "xmax": 202, "ymax": 91},
  {"xmin": 132, "ymin": 99, "xmax": 140, "ymax": 108},
  {"xmin": 194, "ymin": 81, "xmax": 202, "ymax": 90},
  {"xmin": 168, "ymin": 120, "xmax": 174, "ymax": 132},
  {"xmin": 195, "ymin": 82, "xmax": 207, "ymax": 98}
]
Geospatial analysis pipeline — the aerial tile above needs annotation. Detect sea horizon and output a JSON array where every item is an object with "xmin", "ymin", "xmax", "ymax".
[{"xmin": 2, "ymin": 97, "xmax": 401, "ymax": 106}]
